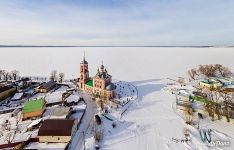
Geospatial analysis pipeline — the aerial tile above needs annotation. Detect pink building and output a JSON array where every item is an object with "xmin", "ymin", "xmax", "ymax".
[{"xmin": 78, "ymin": 57, "xmax": 116, "ymax": 100}]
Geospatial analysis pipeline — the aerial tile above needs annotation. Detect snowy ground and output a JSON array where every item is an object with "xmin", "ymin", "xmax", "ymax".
[
  {"xmin": 101, "ymin": 79, "xmax": 234, "ymax": 150},
  {"xmin": 45, "ymin": 86, "xmax": 68, "ymax": 103},
  {"xmin": 114, "ymin": 80, "xmax": 137, "ymax": 106},
  {"xmin": 0, "ymin": 47, "xmax": 234, "ymax": 150},
  {"xmin": 102, "ymin": 79, "xmax": 186, "ymax": 150},
  {"xmin": 0, "ymin": 112, "xmax": 38, "ymax": 145},
  {"xmin": 25, "ymin": 142, "xmax": 67, "ymax": 149}
]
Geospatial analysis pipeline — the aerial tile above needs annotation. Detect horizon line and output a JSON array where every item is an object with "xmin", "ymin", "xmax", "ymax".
[{"xmin": 0, "ymin": 45, "xmax": 233, "ymax": 48}]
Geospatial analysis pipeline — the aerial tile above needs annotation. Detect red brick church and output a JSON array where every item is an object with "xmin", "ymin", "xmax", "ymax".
[{"xmin": 78, "ymin": 56, "xmax": 116, "ymax": 100}]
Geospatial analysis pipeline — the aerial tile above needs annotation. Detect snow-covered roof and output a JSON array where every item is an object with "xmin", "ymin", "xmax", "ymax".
[
  {"xmin": 66, "ymin": 94, "xmax": 80, "ymax": 103},
  {"xmin": 49, "ymin": 107, "xmax": 70, "ymax": 119},
  {"xmin": 45, "ymin": 86, "xmax": 68, "ymax": 103},
  {"xmin": 25, "ymin": 142, "xmax": 67, "ymax": 149},
  {"xmin": 72, "ymin": 103, "xmax": 87, "ymax": 111},
  {"xmin": 11, "ymin": 92, "xmax": 24, "ymax": 100},
  {"xmin": 224, "ymin": 84, "xmax": 234, "ymax": 88},
  {"xmin": 27, "ymin": 118, "xmax": 42, "ymax": 129}
]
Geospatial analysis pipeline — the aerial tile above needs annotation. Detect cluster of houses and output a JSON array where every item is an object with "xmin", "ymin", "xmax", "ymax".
[
  {"xmin": 0, "ymin": 78, "xmax": 86, "ymax": 149},
  {"xmin": 0, "ymin": 78, "xmax": 38, "ymax": 107},
  {"xmin": 175, "ymin": 77, "xmax": 234, "ymax": 123},
  {"xmin": 0, "ymin": 56, "xmax": 118, "ymax": 149}
]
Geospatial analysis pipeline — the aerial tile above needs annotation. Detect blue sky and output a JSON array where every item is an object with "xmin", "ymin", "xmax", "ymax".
[{"xmin": 0, "ymin": 0, "xmax": 233, "ymax": 46}]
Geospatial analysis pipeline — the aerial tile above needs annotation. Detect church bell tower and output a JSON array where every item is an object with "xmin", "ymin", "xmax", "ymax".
[{"xmin": 79, "ymin": 53, "xmax": 89, "ymax": 89}]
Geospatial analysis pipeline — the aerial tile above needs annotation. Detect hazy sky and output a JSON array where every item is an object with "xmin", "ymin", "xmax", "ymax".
[{"xmin": 0, "ymin": 0, "xmax": 234, "ymax": 46}]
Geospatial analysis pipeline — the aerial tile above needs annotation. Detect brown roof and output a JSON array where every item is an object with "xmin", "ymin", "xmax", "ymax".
[
  {"xmin": 38, "ymin": 119, "xmax": 75, "ymax": 136},
  {"xmin": 0, "ymin": 85, "xmax": 15, "ymax": 93},
  {"xmin": 39, "ymin": 80, "xmax": 56, "ymax": 89}
]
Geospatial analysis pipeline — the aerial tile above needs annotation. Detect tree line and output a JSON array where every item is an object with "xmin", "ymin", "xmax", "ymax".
[
  {"xmin": 188, "ymin": 64, "xmax": 232, "ymax": 80},
  {"xmin": 50, "ymin": 70, "xmax": 65, "ymax": 83},
  {"xmin": 0, "ymin": 69, "xmax": 19, "ymax": 81}
]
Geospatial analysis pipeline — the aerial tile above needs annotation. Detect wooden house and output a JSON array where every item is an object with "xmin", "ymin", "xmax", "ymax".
[
  {"xmin": 0, "ymin": 85, "xmax": 16, "ymax": 101},
  {"xmin": 38, "ymin": 119, "xmax": 77, "ymax": 143},
  {"xmin": 36, "ymin": 80, "xmax": 56, "ymax": 93}
]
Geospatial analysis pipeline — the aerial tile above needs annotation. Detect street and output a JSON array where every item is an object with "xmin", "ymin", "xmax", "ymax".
[{"xmin": 68, "ymin": 91, "xmax": 97, "ymax": 150}]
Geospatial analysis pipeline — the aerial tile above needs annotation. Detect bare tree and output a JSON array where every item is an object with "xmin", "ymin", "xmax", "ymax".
[
  {"xmin": 223, "ymin": 68, "xmax": 232, "ymax": 77},
  {"xmin": 220, "ymin": 91, "xmax": 234, "ymax": 122},
  {"xmin": 11, "ymin": 70, "xmax": 19, "ymax": 80},
  {"xmin": 9, "ymin": 73, "xmax": 13, "ymax": 80},
  {"xmin": 195, "ymin": 64, "xmax": 232, "ymax": 78},
  {"xmin": 1, "ymin": 70, "xmax": 6, "ymax": 80},
  {"xmin": 0, "ymin": 69, "xmax": 4, "ymax": 80},
  {"xmin": 5, "ymin": 72, "xmax": 9, "ymax": 81},
  {"xmin": 58, "ymin": 72, "xmax": 65, "ymax": 83},
  {"xmin": 188, "ymin": 68, "xmax": 198, "ymax": 80},
  {"xmin": 10, "ymin": 115, "xmax": 21, "ymax": 143},
  {"xmin": 198, "ymin": 64, "xmax": 217, "ymax": 78},
  {"xmin": 202, "ymin": 87, "xmax": 223, "ymax": 121},
  {"xmin": 177, "ymin": 77, "xmax": 186, "ymax": 86},
  {"xmin": 5, "ymin": 132, "xmax": 12, "ymax": 144},
  {"xmin": 50, "ymin": 70, "xmax": 57, "ymax": 81},
  {"xmin": 184, "ymin": 106, "xmax": 193, "ymax": 125}
]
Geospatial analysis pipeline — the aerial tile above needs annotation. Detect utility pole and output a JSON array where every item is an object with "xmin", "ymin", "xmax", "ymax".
[
  {"xmin": 197, "ymin": 117, "xmax": 200, "ymax": 129},
  {"xmin": 197, "ymin": 114, "xmax": 200, "ymax": 129},
  {"xmin": 83, "ymin": 131, "xmax": 85, "ymax": 150}
]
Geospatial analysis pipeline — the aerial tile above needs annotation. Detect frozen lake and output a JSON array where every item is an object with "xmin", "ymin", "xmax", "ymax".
[{"xmin": 0, "ymin": 47, "xmax": 233, "ymax": 81}]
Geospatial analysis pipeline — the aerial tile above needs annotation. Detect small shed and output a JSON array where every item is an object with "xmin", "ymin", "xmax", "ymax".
[
  {"xmin": 11, "ymin": 92, "xmax": 25, "ymax": 101},
  {"xmin": 27, "ymin": 118, "xmax": 43, "ymax": 131},
  {"xmin": 22, "ymin": 99, "xmax": 46, "ymax": 120}
]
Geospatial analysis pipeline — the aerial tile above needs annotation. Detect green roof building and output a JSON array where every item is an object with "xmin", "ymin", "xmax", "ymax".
[
  {"xmin": 22, "ymin": 99, "xmax": 46, "ymax": 120},
  {"xmin": 85, "ymin": 80, "xmax": 93, "ymax": 87}
]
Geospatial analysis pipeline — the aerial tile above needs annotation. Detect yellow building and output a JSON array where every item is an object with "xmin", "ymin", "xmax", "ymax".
[{"xmin": 199, "ymin": 79, "xmax": 223, "ymax": 89}]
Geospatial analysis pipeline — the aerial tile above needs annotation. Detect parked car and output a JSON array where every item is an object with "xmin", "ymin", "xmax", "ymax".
[{"xmin": 94, "ymin": 114, "xmax": 102, "ymax": 125}]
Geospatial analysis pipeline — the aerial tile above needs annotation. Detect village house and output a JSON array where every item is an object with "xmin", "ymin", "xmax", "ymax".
[
  {"xmin": 15, "ymin": 77, "xmax": 32, "ymax": 90},
  {"xmin": 49, "ymin": 107, "xmax": 71, "ymax": 119},
  {"xmin": 220, "ymin": 84, "xmax": 234, "ymax": 94},
  {"xmin": 78, "ymin": 56, "xmax": 116, "ymax": 100},
  {"xmin": 22, "ymin": 99, "xmax": 46, "ymax": 120},
  {"xmin": 0, "ymin": 81, "xmax": 13, "ymax": 87},
  {"xmin": 199, "ymin": 79, "xmax": 223, "ymax": 89},
  {"xmin": 35, "ymin": 80, "xmax": 56, "ymax": 93},
  {"xmin": 175, "ymin": 94, "xmax": 192, "ymax": 110},
  {"xmin": 38, "ymin": 119, "xmax": 77, "ymax": 143},
  {"xmin": 0, "ymin": 85, "xmax": 16, "ymax": 101}
]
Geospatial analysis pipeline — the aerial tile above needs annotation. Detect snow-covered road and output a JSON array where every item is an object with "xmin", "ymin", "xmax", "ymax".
[{"xmin": 68, "ymin": 91, "xmax": 97, "ymax": 150}]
